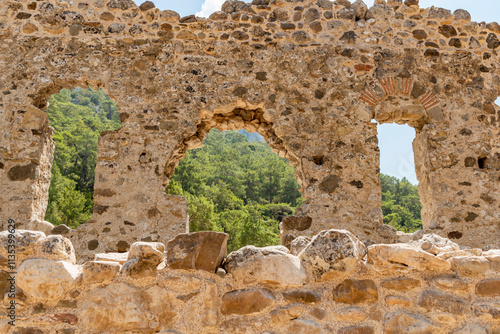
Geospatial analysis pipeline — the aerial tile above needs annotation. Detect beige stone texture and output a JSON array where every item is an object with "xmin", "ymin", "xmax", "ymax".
[
  {"xmin": 17, "ymin": 259, "xmax": 80, "ymax": 305},
  {"xmin": 225, "ymin": 245, "xmax": 308, "ymax": 287}
]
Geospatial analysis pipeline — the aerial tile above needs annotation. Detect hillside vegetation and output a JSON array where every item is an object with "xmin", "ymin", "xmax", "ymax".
[{"xmin": 45, "ymin": 89, "xmax": 422, "ymax": 249}]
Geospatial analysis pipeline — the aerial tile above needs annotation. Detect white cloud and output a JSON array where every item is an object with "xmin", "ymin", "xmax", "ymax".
[{"xmin": 196, "ymin": 0, "xmax": 226, "ymax": 17}]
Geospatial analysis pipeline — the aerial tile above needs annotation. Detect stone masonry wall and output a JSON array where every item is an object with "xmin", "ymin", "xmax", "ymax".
[
  {"xmin": 0, "ymin": 229, "xmax": 499, "ymax": 333},
  {"xmin": 0, "ymin": 0, "xmax": 499, "ymax": 259}
]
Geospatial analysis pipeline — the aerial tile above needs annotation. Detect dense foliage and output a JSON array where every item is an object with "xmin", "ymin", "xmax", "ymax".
[
  {"xmin": 45, "ymin": 88, "xmax": 121, "ymax": 227},
  {"xmin": 45, "ymin": 89, "xmax": 422, "ymax": 247},
  {"xmin": 380, "ymin": 174, "xmax": 422, "ymax": 233},
  {"xmin": 167, "ymin": 129, "xmax": 303, "ymax": 252}
]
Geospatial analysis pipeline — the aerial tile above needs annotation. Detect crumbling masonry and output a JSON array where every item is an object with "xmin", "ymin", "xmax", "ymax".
[{"xmin": 0, "ymin": 0, "xmax": 499, "ymax": 332}]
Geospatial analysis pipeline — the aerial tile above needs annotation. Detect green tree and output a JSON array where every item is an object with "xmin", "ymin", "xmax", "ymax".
[{"xmin": 45, "ymin": 88, "xmax": 121, "ymax": 227}]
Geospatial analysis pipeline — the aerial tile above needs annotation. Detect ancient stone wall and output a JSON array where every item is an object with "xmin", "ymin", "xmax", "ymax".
[
  {"xmin": 0, "ymin": 0, "xmax": 499, "ymax": 259},
  {"xmin": 1, "ymin": 229, "xmax": 499, "ymax": 333}
]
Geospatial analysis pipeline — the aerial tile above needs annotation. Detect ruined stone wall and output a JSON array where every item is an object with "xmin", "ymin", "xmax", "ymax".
[
  {"xmin": 1, "ymin": 229, "xmax": 499, "ymax": 333},
  {"xmin": 0, "ymin": 0, "xmax": 499, "ymax": 260}
]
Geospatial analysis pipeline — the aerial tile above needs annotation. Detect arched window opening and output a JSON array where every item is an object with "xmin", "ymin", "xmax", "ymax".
[
  {"xmin": 166, "ymin": 129, "xmax": 304, "ymax": 252},
  {"xmin": 44, "ymin": 88, "xmax": 121, "ymax": 228},
  {"xmin": 377, "ymin": 123, "xmax": 423, "ymax": 234}
]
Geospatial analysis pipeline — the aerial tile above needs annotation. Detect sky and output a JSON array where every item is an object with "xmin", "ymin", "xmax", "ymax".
[{"xmin": 134, "ymin": 0, "xmax": 499, "ymax": 184}]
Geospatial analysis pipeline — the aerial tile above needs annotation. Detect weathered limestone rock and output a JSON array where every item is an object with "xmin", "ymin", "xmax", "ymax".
[
  {"xmin": 167, "ymin": 231, "xmax": 228, "ymax": 273},
  {"xmin": 290, "ymin": 236, "xmax": 311, "ymax": 256},
  {"xmin": 0, "ymin": 230, "xmax": 45, "ymax": 265},
  {"xmin": 37, "ymin": 235, "xmax": 76, "ymax": 264},
  {"xmin": 334, "ymin": 307, "xmax": 368, "ymax": 321},
  {"xmin": 121, "ymin": 242, "xmax": 165, "ymax": 277},
  {"xmin": 434, "ymin": 277, "xmax": 468, "ymax": 291},
  {"xmin": 418, "ymin": 290, "xmax": 467, "ymax": 315},
  {"xmin": 80, "ymin": 283, "xmax": 166, "ymax": 332},
  {"xmin": 332, "ymin": 279, "xmax": 378, "ymax": 304},
  {"xmin": 18, "ymin": 259, "xmax": 80, "ymax": 304},
  {"xmin": 221, "ymin": 288, "xmax": 275, "ymax": 315},
  {"xmin": 384, "ymin": 313, "xmax": 443, "ymax": 334},
  {"xmin": 453, "ymin": 324, "xmax": 488, "ymax": 334},
  {"xmin": 385, "ymin": 295, "xmax": 412, "ymax": 307},
  {"xmin": 351, "ymin": 0, "xmax": 368, "ymax": 20},
  {"xmin": 299, "ymin": 230, "xmax": 367, "ymax": 281},
  {"xmin": 475, "ymin": 279, "xmax": 500, "ymax": 297},
  {"xmin": 271, "ymin": 305, "xmax": 307, "ymax": 324},
  {"xmin": 368, "ymin": 243, "xmax": 451, "ymax": 273},
  {"xmin": 282, "ymin": 290, "xmax": 321, "ymax": 304},
  {"xmin": 474, "ymin": 302, "xmax": 500, "ymax": 319},
  {"xmin": 285, "ymin": 319, "xmax": 322, "ymax": 334},
  {"xmin": 94, "ymin": 252, "xmax": 128, "ymax": 264},
  {"xmin": 224, "ymin": 245, "xmax": 308, "ymax": 286},
  {"xmin": 380, "ymin": 277, "xmax": 421, "ymax": 291},
  {"xmin": 410, "ymin": 234, "xmax": 460, "ymax": 255},
  {"xmin": 449, "ymin": 256, "xmax": 493, "ymax": 276},
  {"xmin": 82, "ymin": 261, "xmax": 121, "ymax": 284},
  {"xmin": 338, "ymin": 326, "xmax": 374, "ymax": 334}
]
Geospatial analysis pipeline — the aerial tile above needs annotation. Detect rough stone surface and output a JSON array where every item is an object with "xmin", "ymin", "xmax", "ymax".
[
  {"xmin": 17, "ymin": 259, "xmax": 80, "ymax": 305},
  {"xmin": 380, "ymin": 277, "xmax": 421, "ymax": 291},
  {"xmin": 449, "ymin": 256, "xmax": 493, "ymax": 276},
  {"xmin": 385, "ymin": 312, "xmax": 443, "ymax": 333},
  {"xmin": 368, "ymin": 243, "xmax": 451, "ymax": 273},
  {"xmin": 299, "ymin": 230, "xmax": 367, "ymax": 281},
  {"xmin": 475, "ymin": 279, "xmax": 500, "ymax": 297},
  {"xmin": 290, "ymin": 236, "xmax": 312, "ymax": 256},
  {"xmin": 221, "ymin": 288, "xmax": 275, "ymax": 315},
  {"xmin": 453, "ymin": 324, "xmax": 488, "ymax": 334},
  {"xmin": 82, "ymin": 260, "xmax": 120, "ymax": 284},
  {"xmin": 332, "ymin": 279, "xmax": 378, "ymax": 304},
  {"xmin": 225, "ymin": 245, "xmax": 308, "ymax": 286},
  {"xmin": 418, "ymin": 290, "xmax": 467, "ymax": 315},
  {"xmin": 167, "ymin": 231, "xmax": 228, "ymax": 273},
  {"xmin": 0, "ymin": 0, "xmax": 499, "ymax": 258},
  {"xmin": 411, "ymin": 233, "xmax": 460, "ymax": 255}
]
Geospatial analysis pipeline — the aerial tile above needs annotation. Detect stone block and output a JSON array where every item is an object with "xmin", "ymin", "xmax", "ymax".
[
  {"xmin": 167, "ymin": 231, "xmax": 228, "ymax": 273},
  {"xmin": 221, "ymin": 288, "xmax": 275, "ymax": 315}
]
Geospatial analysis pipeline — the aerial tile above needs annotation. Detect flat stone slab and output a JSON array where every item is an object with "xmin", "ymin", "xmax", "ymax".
[{"xmin": 167, "ymin": 231, "xmax": 228, "ymax": 273}]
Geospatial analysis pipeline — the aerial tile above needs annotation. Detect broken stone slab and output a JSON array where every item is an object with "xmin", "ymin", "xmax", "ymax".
[
  {"xmin": 167, "ymin": 231, "xmax": 228, "ymax": 273},
  {"xmin": 410, "ymin": 233, "xmax": 460, "ymax": 255},
  {"xmin": 221, "ymin": 288, "xmax": 275, "ymax": 315},
  {"xmin": 94, "ymin": 252, "xmax": 128, "ymax": 264},
  {"xmin": 224, "ymin": 245, "xmax": 308, "ymax": 287},
  {"xmin": 18, "ymin": 259, "xmax": 80, "ymax": 305},
  {"xmin": 367, "ymin": 243, "xmax": 451, "ymax": 273},
  {"xmin": 299, "ymin": 229, "xmax": 367, "ymax": 281},
  {"xmin": 82, "ymin": 261, "xmax": 121, "ymax": 284}
]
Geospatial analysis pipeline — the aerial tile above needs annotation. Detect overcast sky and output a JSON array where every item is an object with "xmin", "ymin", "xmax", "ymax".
[{"xmin": 134, "ymin": 0, "xmax": 499, "ymax": 184}]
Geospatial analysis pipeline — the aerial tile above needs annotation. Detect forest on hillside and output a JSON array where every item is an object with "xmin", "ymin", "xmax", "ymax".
[{"xmin": 45, "ymin": 89, "xmax": 422, "ymax": 250}]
